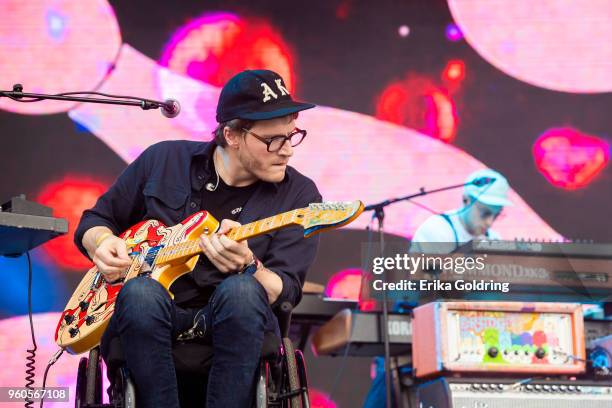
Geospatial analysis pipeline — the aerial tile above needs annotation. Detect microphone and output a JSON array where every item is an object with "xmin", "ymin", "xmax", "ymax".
[
  {"xmin": 472, "ymin": 176, "xmax": 496, "ymax": 187},
  {"xmin": 160, "ymin": 99, "xmax": 181, "ymax": 118}
]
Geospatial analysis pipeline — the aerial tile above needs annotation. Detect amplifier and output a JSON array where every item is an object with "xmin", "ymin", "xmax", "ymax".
[
  {"xmin": 415, "ymin": 377, "xmax": 612, "ymax": 408},
  {"xmin": 412, "ymin": 302, "xmax": 585, "ymax": 378}
]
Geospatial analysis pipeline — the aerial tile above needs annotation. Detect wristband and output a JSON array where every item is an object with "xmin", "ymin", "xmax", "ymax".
[{"xmin": 95, "ymin": 232, "xmax": 113, "ymax": 248}]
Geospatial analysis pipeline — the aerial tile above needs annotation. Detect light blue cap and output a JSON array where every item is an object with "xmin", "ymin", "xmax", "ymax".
[{"xmin": 463, "ymin": 169, "xmax": 513, "ymax": 207}]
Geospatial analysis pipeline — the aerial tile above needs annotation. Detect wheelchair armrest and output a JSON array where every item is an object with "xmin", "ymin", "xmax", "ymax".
[{"xmin": 276, "ymin": 301, "xmax": 293, "ymax": 338}]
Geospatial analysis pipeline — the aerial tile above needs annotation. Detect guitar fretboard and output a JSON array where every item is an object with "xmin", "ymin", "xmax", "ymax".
[{"xmin": 155, "ymin": 208, "xmax": 306, "ymax": 264}]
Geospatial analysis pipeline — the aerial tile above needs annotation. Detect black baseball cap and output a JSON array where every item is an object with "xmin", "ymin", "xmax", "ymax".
[{"xmin": 216, "ymin": 69, "xmax": 315, "ymax": 122}]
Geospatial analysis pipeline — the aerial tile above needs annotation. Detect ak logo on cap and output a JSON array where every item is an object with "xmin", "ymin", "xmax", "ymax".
[
  {"xmin": 261, "ymin": 79, "xmax": 290, "ymax": 102},
  {"xmin": 216, "ymin": 69, "xmax": 315, "ymax": 122}
]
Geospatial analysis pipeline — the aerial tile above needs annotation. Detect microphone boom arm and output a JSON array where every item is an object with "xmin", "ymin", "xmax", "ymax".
[
  {"xmin": 0, "ymin": 84, "xmax": 177, "ymax": 116},
  {"xmin": 364, "ymin": 181, "xmax": 479, "ymax": 213}
]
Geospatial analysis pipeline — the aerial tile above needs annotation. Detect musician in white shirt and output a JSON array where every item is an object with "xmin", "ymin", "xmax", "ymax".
[
  {"xmin": 410, "ymin": 168, "xmax": 512, "ymax": 254},
  {"xmin": 362, "ymin": 168, "xmax": 513, "ymax": 408}
]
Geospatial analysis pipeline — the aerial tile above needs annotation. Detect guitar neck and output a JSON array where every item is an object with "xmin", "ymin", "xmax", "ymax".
[
  {"xmin": 227, "ymin": 208, "xmax": 306, "ymax": 241},
  {"xmin": 155, "ymin": 208, "xmax": 306, "ymax": 265}
]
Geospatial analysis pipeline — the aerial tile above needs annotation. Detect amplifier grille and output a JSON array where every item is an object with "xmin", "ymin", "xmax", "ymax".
[{"xmin": 450, "ymin": 384, "xmax": 612, "ymax": 408}]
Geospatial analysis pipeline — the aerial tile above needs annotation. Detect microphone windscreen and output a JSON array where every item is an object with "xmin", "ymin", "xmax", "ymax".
[{"xmin": 161, "ymin": 99, "xmax": 181, "ymax": 118}]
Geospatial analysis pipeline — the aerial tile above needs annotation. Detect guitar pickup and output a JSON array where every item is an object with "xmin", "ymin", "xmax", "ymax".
[{"xmin": 144, "ymin": 245, "xmax": 163, "ymax": 267}]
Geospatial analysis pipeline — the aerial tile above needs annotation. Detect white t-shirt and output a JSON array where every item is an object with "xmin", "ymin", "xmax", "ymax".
[{"xmin": 410, "ymin": 209, "xmax": 501, "ymax": 254}]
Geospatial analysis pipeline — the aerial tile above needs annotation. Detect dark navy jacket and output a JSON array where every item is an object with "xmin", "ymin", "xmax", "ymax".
[{"xmin": 74, "ymin": 140, "xmax": 322, "ymax": 309}]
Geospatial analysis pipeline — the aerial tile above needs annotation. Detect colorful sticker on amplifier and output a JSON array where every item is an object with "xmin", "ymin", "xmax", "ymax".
[{"xmin": 446, "ymin": 311, "xmax": 572, "ymax": 366}]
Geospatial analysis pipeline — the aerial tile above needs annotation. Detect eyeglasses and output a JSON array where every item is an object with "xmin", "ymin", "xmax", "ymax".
[
  {"xmin": 242, "ymin": 127, "xmax": 307, "ymax": 152},
  {"xmin": 476, "ymin": 204, "xmax": 503, "ymax": 220}
]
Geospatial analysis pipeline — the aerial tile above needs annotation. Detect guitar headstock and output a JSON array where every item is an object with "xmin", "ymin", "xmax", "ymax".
[{"xmin": 300, "ymin": 200, "xmax": 364, "ymax": 237}]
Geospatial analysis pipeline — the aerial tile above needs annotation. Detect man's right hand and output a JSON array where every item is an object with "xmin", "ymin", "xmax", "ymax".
[{"xmin": 93, "ymin": 235, "xmax": 132, "ymax": 282}]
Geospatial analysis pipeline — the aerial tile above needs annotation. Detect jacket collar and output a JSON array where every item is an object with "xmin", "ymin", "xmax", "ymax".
[{"xmin": 192, "ymin": 141, "xmax": 286, "ymax": 192}]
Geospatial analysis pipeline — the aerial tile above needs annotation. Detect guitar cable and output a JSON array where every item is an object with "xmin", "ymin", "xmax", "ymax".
[
  {"xmin": 24, "ymin": 251, "xmax": 36, "ymax": 408},
  {"xmin": 22, "ymin": 250, "xmax": 65, "ymax": 408},
  {"xmin": 39, "ymin": 348, "xmax": 64, "ymax": 408}
]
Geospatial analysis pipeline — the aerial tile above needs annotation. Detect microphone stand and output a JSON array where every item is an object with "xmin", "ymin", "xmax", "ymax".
[
  {"xmin": 0, "ymin": 84, "xmax": 168, "ymax": 112},
  {"xmin": 363, "ymin": 180, "xmax": 482, "ymax": 408}
]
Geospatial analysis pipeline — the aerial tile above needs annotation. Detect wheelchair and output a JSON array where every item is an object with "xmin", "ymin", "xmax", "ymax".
[{"xmin": 74, "ymin": 301, "xmax": 310, "ymax": 408}]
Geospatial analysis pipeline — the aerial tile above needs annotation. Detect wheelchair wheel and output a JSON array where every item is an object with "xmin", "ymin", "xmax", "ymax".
[
  {"xmin": 112, "ymin": 367, "xmax": 136, "ymax": 408},
  {"xmin": 94, "ymin": 354, "xmax": 103, "ymax": 403},
  {"xmin": 282, "ymin": 338, "xmax": 301, "ymax": 408},
  {"xmin": 295, "ymin": 351, "xmax": 310, "ymax": 408},
  {"xmin": 255, "ymin": 361, "xmax": 269, "ymax": 408},
  {"xmin": 85, "ymin": 348, "xmax": 103, "ymax": 404},
  {"xmin": 75, "ymin": 357, "xmax": 88, "ymax": 408}
]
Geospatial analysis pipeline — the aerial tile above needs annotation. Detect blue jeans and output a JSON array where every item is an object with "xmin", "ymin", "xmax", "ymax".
[{"xmin": 100, "ymin": 274, "xmax": 278, "ymax": 408}]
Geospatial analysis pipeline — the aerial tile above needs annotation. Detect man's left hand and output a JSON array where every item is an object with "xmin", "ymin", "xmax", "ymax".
[{"xmin": 198, "ymin": 219, "xmax": 253, "ymax": 274}]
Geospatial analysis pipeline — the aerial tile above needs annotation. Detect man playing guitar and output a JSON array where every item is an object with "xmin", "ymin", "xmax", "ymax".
[{"xmin": 74, "ymin": 70, "xmax": 320, "ymax": 407}]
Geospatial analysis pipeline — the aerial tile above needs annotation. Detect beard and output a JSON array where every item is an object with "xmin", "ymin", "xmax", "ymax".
[{"xmin": 237, "ymin": 147, "xmax": 286, "ymax": 183}]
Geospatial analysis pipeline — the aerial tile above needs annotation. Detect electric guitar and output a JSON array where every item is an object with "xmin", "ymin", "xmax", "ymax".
[{"xmin": 56, "ymin": 201, "xmax": 364, "ymax": 354}]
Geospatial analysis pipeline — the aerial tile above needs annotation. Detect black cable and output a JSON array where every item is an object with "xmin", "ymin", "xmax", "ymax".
[
  {"xmin": 39, "ymin": 349, "xmax": 64, "ymax": 408},
  {"xmin": 21, "ymin": 250, "xmax": 65, "ymax": 408},
  {"xmin": 24, "ymin": 251, "xmax": 36, "ymax": 408},
  {"xmin": 57, "ymin": 91, "xmax": 149, "ymax": 101},
  {"xmin": 4, "ymin": 94, "xmax": 44, "ymax": 103},
  {"xmin": 2, "ymin": 90, "xmax": 155, "ymax": 104},
  {"xmin": 404, "ymin": 199, "xmax": 440, "ymax": 216},
  {"xmin": 406, "ymin": 181, "xmax": 494, "ymax": 219}
]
